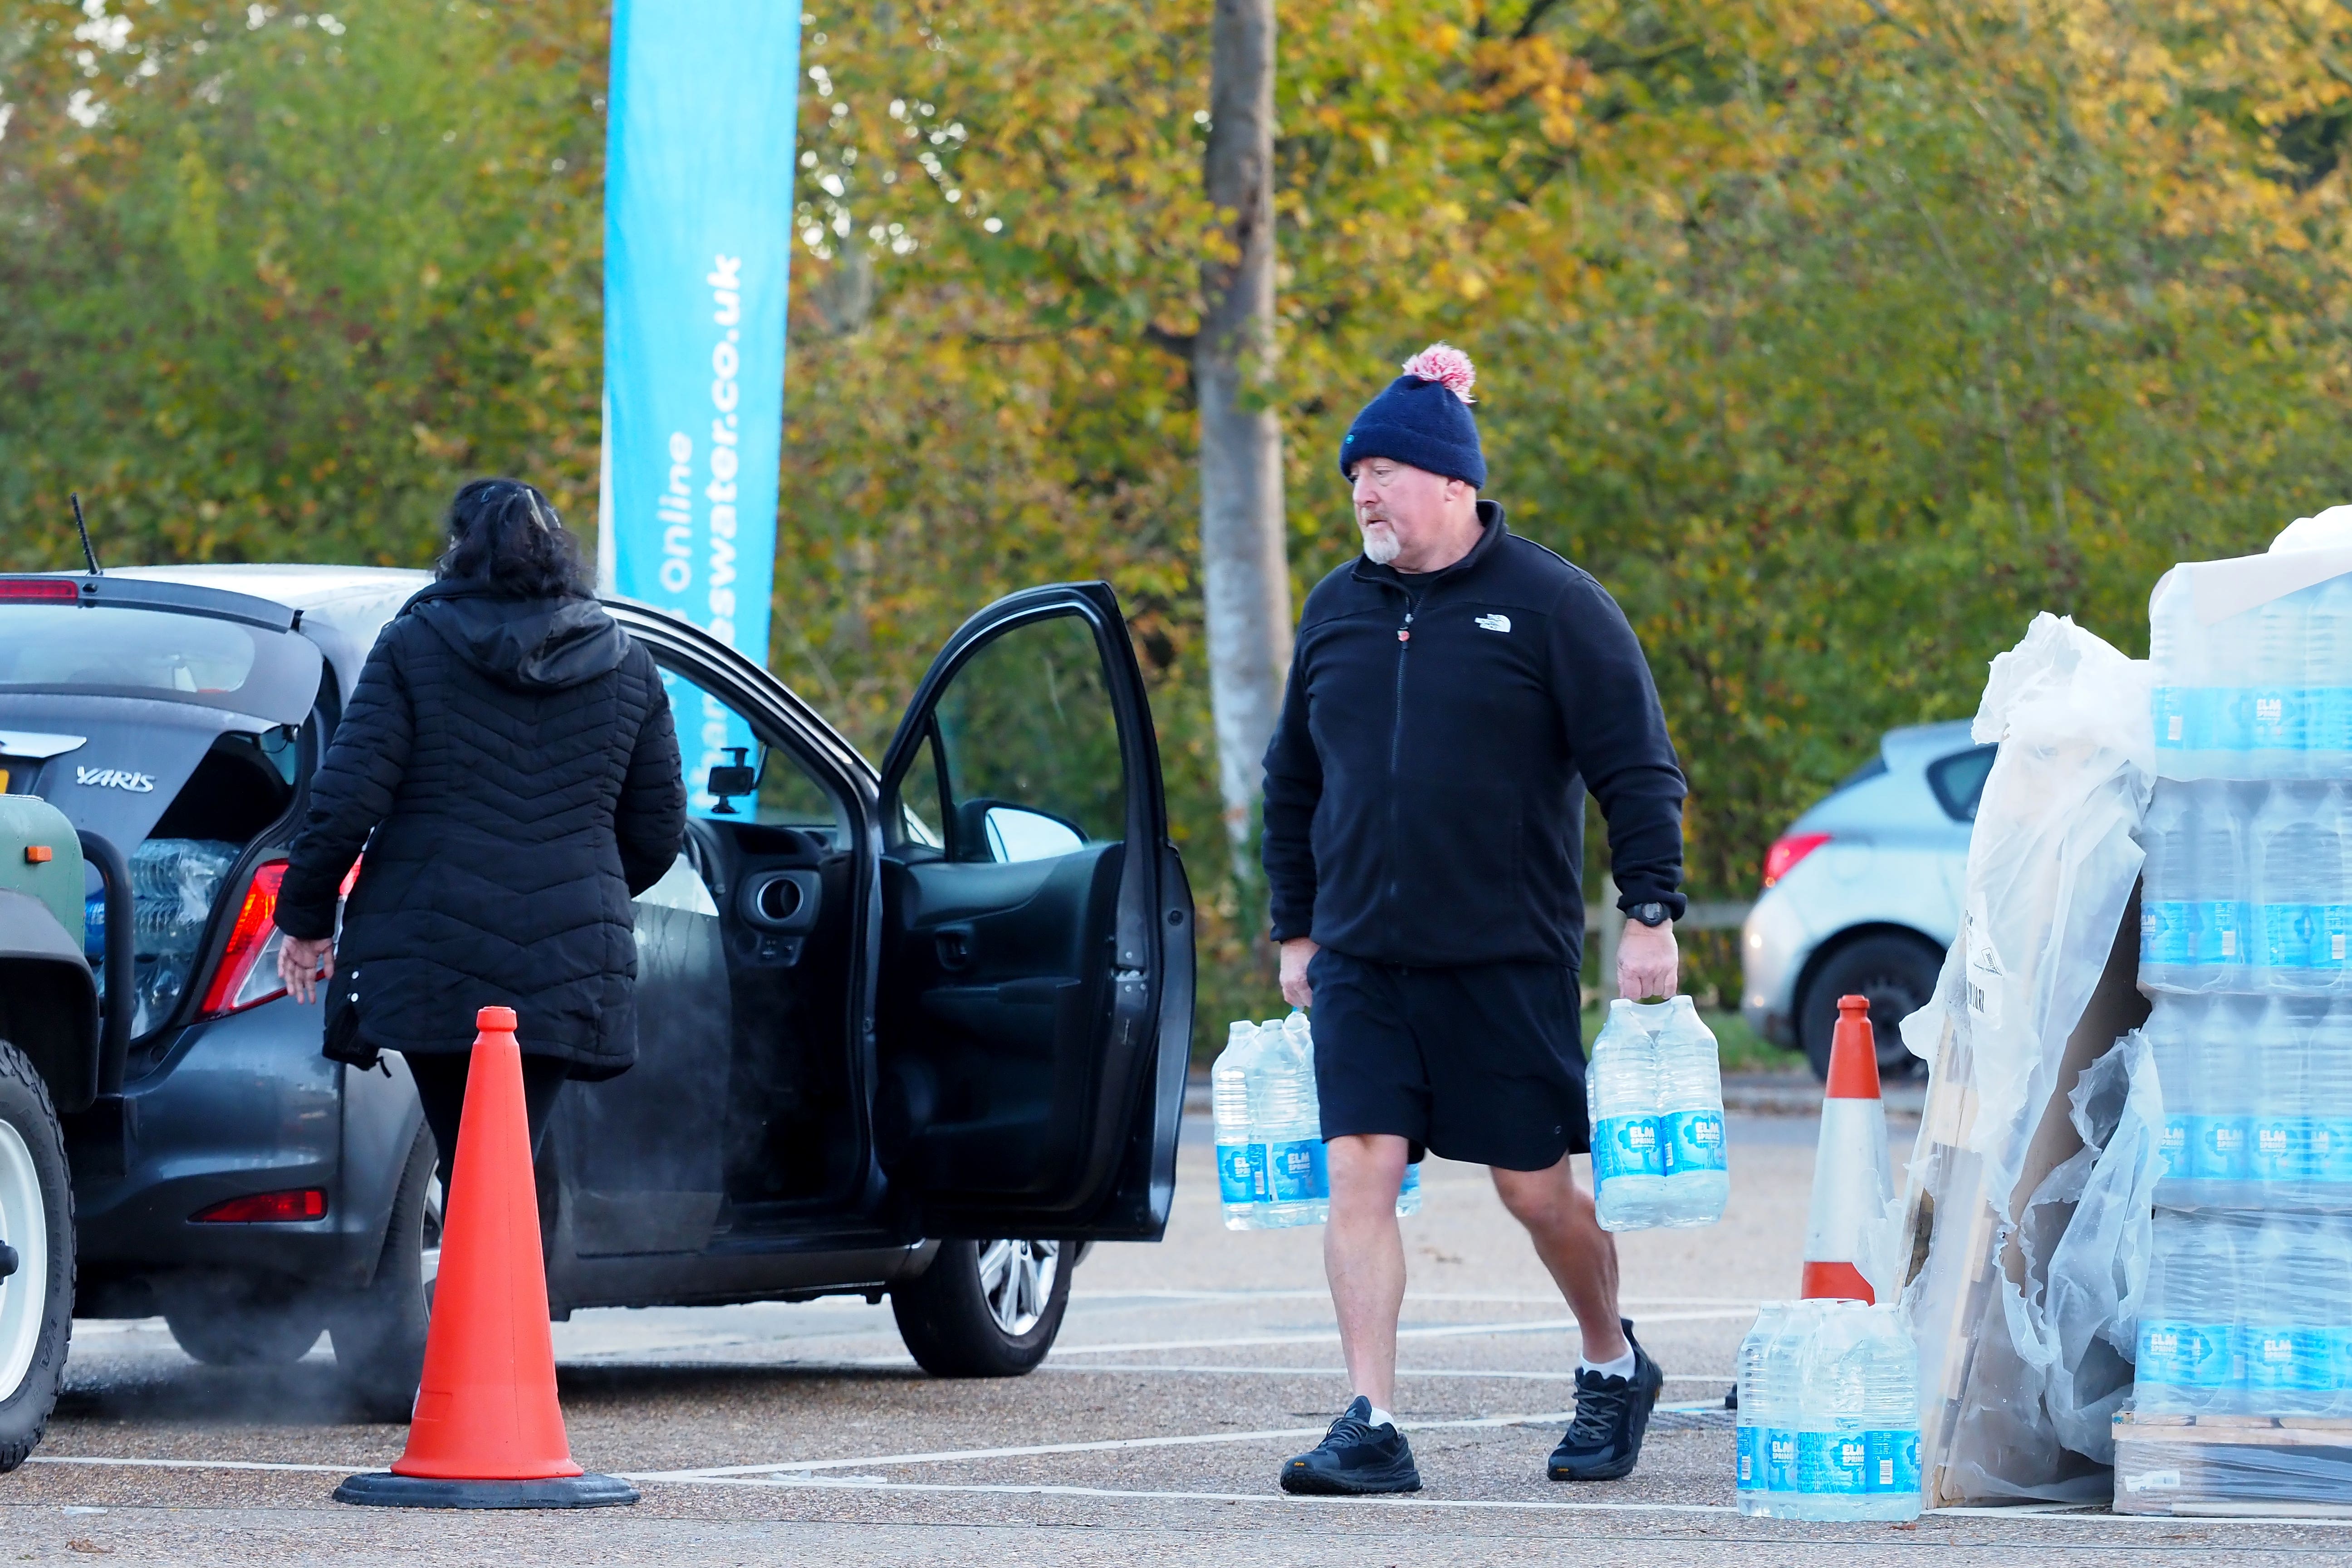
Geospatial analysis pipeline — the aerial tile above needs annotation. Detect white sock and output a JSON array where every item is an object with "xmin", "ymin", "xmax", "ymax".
[
  {"xmin": 1362, "ymin": 1403, "xmax": 1397, "ymax": 1431},
  {"xmin": 1578, "ymin": 1349, "xmax": 1637, "ymax": 1380}
]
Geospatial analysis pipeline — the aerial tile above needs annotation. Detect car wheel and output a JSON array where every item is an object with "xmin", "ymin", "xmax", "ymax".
[
  {"xmin": 162, "ymin": 1280, "xmax": 324, "ymax": 1367},
  {"xmin": 0, "ymin": 1040, "xmax": 73, "ymax": 1473},
  {"xmin": 891, "ymin": 1238, "xmax": 1072, "ymax": 1377},
  {"xmin": 328, "ymin": 1125, "xmax": 440, "ymax": 1421},
  {"xmin": 1800, "ymin": 934, "xmax": 1943, "ymax": 1082}
]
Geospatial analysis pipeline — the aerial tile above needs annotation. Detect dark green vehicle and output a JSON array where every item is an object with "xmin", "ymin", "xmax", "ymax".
[{"xmin": 0, "ymin": 793, "xmax": 128, "ymax": 1468}]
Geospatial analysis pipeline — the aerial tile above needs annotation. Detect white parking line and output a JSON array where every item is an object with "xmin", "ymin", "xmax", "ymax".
[
  {"xmin": 1071, "ymin": 1292, "xmax": 1762, "ymax": 1307},
  {"xmin": 644, "ymin": 1472, "xmax": 1744, "ymax": 1514},
  {"xmin": 30, "ymin": 1456, "xmax": 354, "ymax": 1475},
  {"xmin": 633, "ymin": 1407, "xmax": 1582, "ymax": 1481},
  {"xmin": 1040, "ymin": 1306, "xmax": 1757, "ymax": 1358},
  {"xmin": 1039, "ymin": 1364, "xmax": 1732, "ymax": 1384}
]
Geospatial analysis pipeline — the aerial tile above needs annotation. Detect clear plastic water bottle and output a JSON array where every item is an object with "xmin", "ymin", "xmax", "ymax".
[
  {"xmin": 1212, "ymin": 1020, "xmax": 1269, "ymax": 1230},
  {"xmin": 1588, "ymin": 999, "xmax": 1667, "ymax": 1230},
  {"xmin": 2307, "ymin": 575, "xmax": 2352, "ymax": 775},
  {"xmin": 2192, "ymin": 786, "xmax": 2254, "ymax": 983},
  {"xmin": 1257, "ymin": 1013, "xmax": 1328, "ymax": 1227},
  {"xmin": 1735, "ymin": 1302, "xmax": 1795, "ymax": 1516},
  {"xmin": 2255, "ymin": 783, "xmax": 2338, "ymax": 987},
  {"xmin": 2151, "ymin": 573, "xmax": 2205, "ymax": 777},
  {"xmin": 2246, "ymin": 997, "xmax": 2303, "ymax": 1200},
  {"xmin": 2252, "ymin": 591, "xmax": 2310, "ymax": 776},
  {"xmin": 1395, "ymin": 1160, "xmax": 1422, "ymax": 1218},
  {"xmin": 2194, "ymin": 996, "xmax": 2257, "ymax": 1204},
  {"xmin": 1787, "ymin": 1302, "xmax": 1886, "ymax": 1522},
  {"xmin": 2141, "ymin": 784, "xmax": 2200, "ymax": 988},
  {"xmin": 1759, "ymin": 1299, "xmax": 1821, "ymax": 1514},
  {"xmin": 2312, "ymin": 1002, "xmax": 2352, "ymax": 1197},
  {"xmin": 1655, "ymin": 996, "xmax": 1729, "ymax": 1227},
  {"xmin": 1853, "ymin": 1305, "xmax": 1922, "ymax": 1520},
  {"xmin": 2136, "ymin": 1211, "xmax": 2242, "ymax": 1414},
  {"xmin": 2244, "ymin": 1215, "xmax": 2337, "ymax": 1415},
  {"xmin": 2314, "ymin": 1216, "xmax": 2352, "ymax": 1417},
  {"xmin": 2313, "ymin": 781, "xmax": 2352, "ymax": 988},
  {"xmin": 2144, "ymin": 995, "xmax": 2201, "ymax": 1197},
  {"xmin": 2208, "ymin": 602, "xmax": 2260, "ymax": 766}
]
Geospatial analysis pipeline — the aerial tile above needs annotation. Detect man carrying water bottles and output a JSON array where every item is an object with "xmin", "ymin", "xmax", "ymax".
[{"xmin": 1261, "ymin": 343, "xmax": 1689, "ymax": 1494}]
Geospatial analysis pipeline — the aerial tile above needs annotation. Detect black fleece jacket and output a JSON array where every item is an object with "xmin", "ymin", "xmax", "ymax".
[
  {"xmin": 1261, "ymin": 504, "xmax": 1687, "ymax": 970},
  {"xmin": 277, "ymin": 580, "xmax": 686, "ymax": 1077}
]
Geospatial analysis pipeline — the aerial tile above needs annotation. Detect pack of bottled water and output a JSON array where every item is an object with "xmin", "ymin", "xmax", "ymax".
[
  {"xmin": 2141, "ymin": 780, "xmax": 2352, "ymax": 990},
  {"xmin": 2136, "ymin": 1209, "xmax": 2352, "ymax": 1415},
  {"xmin": 2150, "ymin": 569, "xmax": 2352, "ymax": 781},
  {"xmin": 1587, "ymin": 996, "xmax": 1729, "ymax": 1231},
  {"xmin": 2144, "ymin": 993, "xmax": 2352, "ymax": 1210},
  {"xmin": 1736, "ymin": 1299, "xmax": 1921, "ymax": 1520},
  {"xmin": 1210, "ymin": 1012, "xmax": 1420, "ymax": 1230}
]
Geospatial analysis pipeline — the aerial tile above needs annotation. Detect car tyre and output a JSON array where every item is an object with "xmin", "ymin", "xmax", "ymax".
[
  {"xmin": 891, "ymin": 1238, "xmax": 1071, "ymax": 1377},
  {"xmin": 0, "ymin": 1039, "xmax": 73, "ymax": 1473},
  {"xmin": 328, "ymin": 1125, "xmax": 438, "ymax": 1421},
  {"xmin": 1800, "ymin": 934, "xmax": 1943, "ymax": 1082}
]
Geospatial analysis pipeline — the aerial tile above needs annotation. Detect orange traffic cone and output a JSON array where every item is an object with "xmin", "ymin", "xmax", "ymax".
[
  {"xmin": 1799, "ymin": 995, "xmax": 1895, "ymax": 1304},
  {"xmin": 336, "ymin": 1007, "xmax": 635, "ymax": 1509}
]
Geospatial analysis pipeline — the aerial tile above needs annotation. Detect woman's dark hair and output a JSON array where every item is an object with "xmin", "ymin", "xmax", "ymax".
[{"xmin": 436, "ymin": 478, "xmax": 588, "ymax": 598}]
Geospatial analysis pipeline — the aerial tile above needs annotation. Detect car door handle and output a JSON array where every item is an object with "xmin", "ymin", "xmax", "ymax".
[{"xmin": 934, "ymin": 926, "xmax": 974, "ymax": 971}]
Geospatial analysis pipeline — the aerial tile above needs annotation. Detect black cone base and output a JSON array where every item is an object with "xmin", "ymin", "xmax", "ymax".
[{"xmin": 334, "ymin": 1470, "xmax": 639, "ymax": 1509}]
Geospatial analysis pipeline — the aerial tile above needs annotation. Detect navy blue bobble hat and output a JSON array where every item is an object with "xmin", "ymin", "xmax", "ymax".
[{"xmin": 1338, "ymin": 343, "xmax": 1485, "ymax": 489}]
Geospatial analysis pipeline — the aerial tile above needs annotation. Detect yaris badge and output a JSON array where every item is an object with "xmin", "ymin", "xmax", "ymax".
[{"xmin": 76, "ymin": 766, "xmax": 155, "ymax": 793}]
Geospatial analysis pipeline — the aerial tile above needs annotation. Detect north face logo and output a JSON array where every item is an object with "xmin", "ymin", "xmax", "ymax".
[{"xmin": 1474, "ymin": 613, "xmax": 1511, "ymax": 633}]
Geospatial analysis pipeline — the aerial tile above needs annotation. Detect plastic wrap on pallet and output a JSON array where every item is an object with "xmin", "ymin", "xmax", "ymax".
[
  {"xmin": 2115, "ymin": 1414, "xmax": 2352, "ymax": 1515},
  {"xmin": 1899, "ymin": 612, "xmax": 2157, "ymax": 1502}
]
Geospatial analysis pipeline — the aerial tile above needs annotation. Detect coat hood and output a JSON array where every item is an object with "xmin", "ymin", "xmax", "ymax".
[{"xmin": 405, "ymin": 580, "xmax": 627, "ymax": 691}]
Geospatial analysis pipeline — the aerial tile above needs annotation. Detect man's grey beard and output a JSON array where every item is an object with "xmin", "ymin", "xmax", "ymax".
[{"xmin": 1360, "ymin": 523, "xmax": 1401, "ymax": 565}]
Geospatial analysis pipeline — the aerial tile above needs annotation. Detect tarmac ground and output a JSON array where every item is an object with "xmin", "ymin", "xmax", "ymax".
[{"xmin": 5, "ymin": 1098, "xmax": 2348, "ymax": 1564}]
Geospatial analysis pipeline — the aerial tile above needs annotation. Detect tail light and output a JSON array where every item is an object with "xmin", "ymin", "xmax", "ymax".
[
  {"xmin": 0, "ymin": 579, "xmax": 82, "ymax": 603},
  {"xmin": 1762, "ymin": 831, "xmax": 1832, "ymax": 889},
  {"xmin": 192, "ymin": 1188, "xmax": 327, "ymax": 1223},
  {"xmin": 199, "ymin": 860, "xmax": 290, "ymax": 1017}
]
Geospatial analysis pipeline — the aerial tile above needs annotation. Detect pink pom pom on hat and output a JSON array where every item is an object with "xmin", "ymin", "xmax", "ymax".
[
  {"xmin": 1339, "ymin": 341, "xmax": 1486, "ymax": 487},
  {"xmin": 1399, "ymin": 342, "xmax": 1476, "ymax": 404}
]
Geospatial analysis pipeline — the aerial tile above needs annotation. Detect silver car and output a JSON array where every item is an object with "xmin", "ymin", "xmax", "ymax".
[{"xmin": 1740, "ymin": 720, "xmax": 1995, "ymax": 1078}]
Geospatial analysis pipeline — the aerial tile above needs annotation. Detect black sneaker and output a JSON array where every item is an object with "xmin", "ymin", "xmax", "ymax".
[
  {"xmin": 1548, "ymin": 1319, "xmax": 1665, "ymax": 1482},
  {"xmin": 1279, "ymin": 1396, "xmax": 1423, "ymax": 1495}
]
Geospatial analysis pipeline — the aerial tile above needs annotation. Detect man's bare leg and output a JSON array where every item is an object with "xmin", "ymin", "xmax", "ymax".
[
  {"xmin": 1490, "ymin": 1155, "xmax": 1630, "ymax": 1365},
  {"xmin": 1324, "ymin": 1132, "xmax": 1411, "ymax": 1411}
]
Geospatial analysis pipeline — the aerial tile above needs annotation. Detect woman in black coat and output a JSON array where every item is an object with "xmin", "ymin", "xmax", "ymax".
[{"xmin": 272, "ymin": 479, "xmax": 686, "ymax": 1180}]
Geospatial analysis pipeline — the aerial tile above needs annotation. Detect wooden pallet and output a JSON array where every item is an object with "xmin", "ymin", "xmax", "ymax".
[{"xmin": 2114, "ymin": 1412, "xmax": 2352, "ymax": 1515}]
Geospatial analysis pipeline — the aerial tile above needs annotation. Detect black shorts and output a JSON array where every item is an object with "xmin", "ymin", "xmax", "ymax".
[{"xmin": 1306, "ymin": 947, "xmax": 1588, "ymax": 1171}]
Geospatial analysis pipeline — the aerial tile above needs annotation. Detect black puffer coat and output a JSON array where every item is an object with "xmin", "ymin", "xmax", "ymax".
[{"xmin": 276, "ymin": 580, "xmax": 686, "ymax": 1078}]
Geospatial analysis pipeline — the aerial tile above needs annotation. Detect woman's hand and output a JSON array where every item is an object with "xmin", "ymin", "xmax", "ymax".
[{"xmin": 278, "ymin": 930, "xmax": 336, "ymax": 1005}]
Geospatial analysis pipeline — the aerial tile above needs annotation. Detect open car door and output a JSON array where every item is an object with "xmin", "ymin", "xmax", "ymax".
[{"xmin": 874, "ymin": 582, "xmax": 1192, "ymax": 1241}]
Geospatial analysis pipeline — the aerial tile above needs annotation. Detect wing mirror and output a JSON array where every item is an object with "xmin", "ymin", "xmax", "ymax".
[
  {"xmin": 981, "ymin": 804, "xmax": 1084, "ymax": 864},
  {"xmin": 706, "ymin": 747, "xmax": 757, "ymax": 815}
]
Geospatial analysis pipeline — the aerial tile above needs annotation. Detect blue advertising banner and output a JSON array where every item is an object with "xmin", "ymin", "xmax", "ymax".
[{"xmin": 598, "ymin": 0, "xmax": 799, "ymax": 814}]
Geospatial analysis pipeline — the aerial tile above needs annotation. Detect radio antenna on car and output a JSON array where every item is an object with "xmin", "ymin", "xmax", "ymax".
[{"xmin": 69, "ymin": 494, "xmax": 102, "ymax": 575}]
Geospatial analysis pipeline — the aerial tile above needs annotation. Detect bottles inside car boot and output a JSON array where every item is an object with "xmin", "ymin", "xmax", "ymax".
[{"xmin": 1589, "ymin": 997, "xmax": 1729, "ymax": 1232}]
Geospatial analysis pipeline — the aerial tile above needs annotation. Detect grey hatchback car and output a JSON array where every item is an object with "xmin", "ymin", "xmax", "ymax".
[
  {"xmin": 1739, "ymin": 720, "xmax": 1994, "ymax": 1078},
  {"xmin": 0, "ymin": 563, "xmax": 1191, "ymax": 1417}
]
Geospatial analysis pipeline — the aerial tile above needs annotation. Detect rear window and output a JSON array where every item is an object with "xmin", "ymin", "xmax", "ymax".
[
  {"xmin": 0, "ymin": 605, "xmax": 317, "ymax": 720},
  {"xmin": 1928, "ymin": 745, "xmax": 1999, "ymax": 821}
]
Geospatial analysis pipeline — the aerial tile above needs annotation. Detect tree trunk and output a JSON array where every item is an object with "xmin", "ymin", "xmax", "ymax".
[{"xmin": 1195, "ymin": 0, "xmax": 1291, "ymax": 862}]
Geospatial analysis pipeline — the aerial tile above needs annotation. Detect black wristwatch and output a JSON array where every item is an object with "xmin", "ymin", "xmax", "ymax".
[{"xmin": 1627, "ymin": 902, "xmax": 1671, "ymax": 928}]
